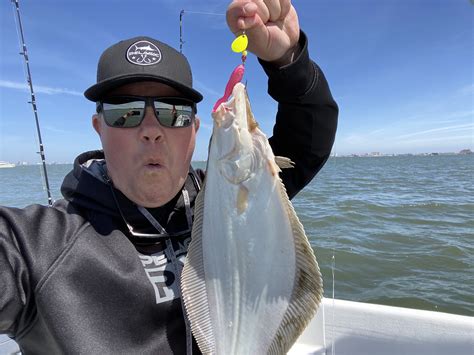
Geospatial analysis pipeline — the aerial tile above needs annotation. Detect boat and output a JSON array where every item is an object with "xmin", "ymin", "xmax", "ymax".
[
  {"xmin": 0, "ymin": 162, "xmax": 16, "ymax": 168},
  {"xmin": 0, "ymin": 298, "xmax": 471, "ymax": 354},
  {"xmin": 289, "ymin": 298, "xmax": 472, "ymax": 354}
]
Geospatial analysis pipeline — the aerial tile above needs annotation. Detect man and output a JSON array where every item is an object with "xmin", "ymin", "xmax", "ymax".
[{"xmin": 0, "ymin": 1, "xmax": 337, "ymax": 354}]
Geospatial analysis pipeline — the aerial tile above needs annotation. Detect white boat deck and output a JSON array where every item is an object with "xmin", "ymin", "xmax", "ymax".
[
  {"xmin": 290, "ymin": 298, "xmax": 473, "ymax": 355},
  {"xmin": 1, "ymin": 298, "xmax": 472, "ymax": 354}
]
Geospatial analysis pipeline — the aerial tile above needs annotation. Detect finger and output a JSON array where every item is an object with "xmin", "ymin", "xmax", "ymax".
[
  {"xmin": 242, "ymin": 17, "xmax": 270, "ymax": 56},
  {"xmin": 250, "ymin": 0, "xmax": 270, "ymax": 23},
  {"xmin": 227, "ymin": 1, "xmax": 266, "ymax": 33},
  {"xmin": 238, "ymin": 14, "xmax": 260, "ymax": 31},
  {"xmin": 262, "ymin": 0, "xmax": 281, "ymax": 22},
  {"xmin": 228, "ymin": 1, "xmax": 270, "ymax": 33},
  {"xmin": 226, "ymin": 0, "xmax": 252, "ymax": 33},
  {"xmin": 242, "ymin": 1, "xmax": 270, "ymax": 32},
  {"xmin": 279, "ymin": 0, "xmax": 292, "ymax": 20}
]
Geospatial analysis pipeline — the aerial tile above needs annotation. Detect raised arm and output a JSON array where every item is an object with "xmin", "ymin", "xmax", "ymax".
[{"xmin": 227, "ymin": 0, "xmax": 338, "ymax": 198}]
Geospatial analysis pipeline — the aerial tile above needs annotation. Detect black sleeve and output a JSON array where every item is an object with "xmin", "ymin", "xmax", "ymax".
[
  {"xmin": 259, "ymin": 31, "xmax": 338, "ymax": 199},
  {"xmin": 0, "ymin": 203, "xmax": 82, "ymax": 336},
  {"xmin": 0, "ymin": 209, "xmax": 29, "ymax": 335}
]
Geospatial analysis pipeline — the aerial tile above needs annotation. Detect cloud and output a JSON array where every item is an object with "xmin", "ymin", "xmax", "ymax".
[
  {"xmin": 457, "ymin": 84, "xmax": 474, "ymax": 96},
  {"xmin": 194, "ymin": 79, "xmax": 221, "ymax": 97},
  {"xmin": 396, "ymin": 134, "xmax": 473, "ymax": 146},
  {"xmin": 43, "ymin": 126, "xmax": 71, "ymax": 134},
  {"xmin": 395, "ymin": 123, "xmax": 474, "ymax": 140},
  {"xmin": 427, "ymin": 110, "xmax": 474, "ymax": 124},
  {"xmin": 0, "ymin": 80, "xmax": 82, "ymax": 96}
]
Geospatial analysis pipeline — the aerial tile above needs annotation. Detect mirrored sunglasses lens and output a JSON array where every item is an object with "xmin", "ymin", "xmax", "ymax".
[
  {"xmin": 103, "ymin": 101, "xmax": 145, "ymax": 127},
  {"xmin": 154, "ymin": 101, "xmax": 194, "ymax": 128}
]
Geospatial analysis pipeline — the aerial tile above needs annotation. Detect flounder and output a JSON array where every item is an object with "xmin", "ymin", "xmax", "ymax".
[{"xmin": 181, "ymin": 82, "xmax": 323, "ymax": 354}]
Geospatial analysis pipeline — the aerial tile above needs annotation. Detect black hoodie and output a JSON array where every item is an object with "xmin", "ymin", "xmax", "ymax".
[{"xmin": 0, "ymin": 32, "xmax": 338, "ymax": 354}]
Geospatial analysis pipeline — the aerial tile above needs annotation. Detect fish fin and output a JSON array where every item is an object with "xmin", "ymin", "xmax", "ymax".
[
  {"xmin": 275, "ymin": 156, "xmax": 295, "ymax": 169},
  {"xmin": 244, "ymin": 88, "xmax": 259, "ymax": 132},
  {"xmin": 269, "ymin": 178, "xmax": 324, "ymax": 354},
  {"xmin": 267, "ymin": 156, "xmax": 294, "ymax": 177},
  {"xmin": 237, "ymin": 184, "xmax": 249, "ymax": 214},
  {"xmin": 267, "ymin": 158, "xmax": 281, "ymax": 177},
  {"xmin": 180, "ymin": 184, "xmax": 216, "ymax": 354}
]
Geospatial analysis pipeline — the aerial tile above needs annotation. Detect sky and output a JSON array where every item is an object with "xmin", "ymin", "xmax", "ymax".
[{"xmin": 0, "ymin": 0, "xmax": 472, "ymax": 163}]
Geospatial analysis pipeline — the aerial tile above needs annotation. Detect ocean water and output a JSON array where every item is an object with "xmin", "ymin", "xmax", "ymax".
[{"xmin": 0, "ymin": 155, "xmax": 472, "ymax": 316}]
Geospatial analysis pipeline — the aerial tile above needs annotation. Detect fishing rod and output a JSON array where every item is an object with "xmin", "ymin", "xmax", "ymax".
[
  {"xmin": 179, "ymin": 9, "xmax": 225, "ymax": 53},
  {"xmin": 11, "ymin": 0, "xmax": 53, "ymax": 206}
]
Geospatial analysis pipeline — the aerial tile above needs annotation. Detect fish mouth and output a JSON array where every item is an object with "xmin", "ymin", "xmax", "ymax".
[{"xmin": 212, "ymin": 102, "xmax": 236, "ymax": 130}]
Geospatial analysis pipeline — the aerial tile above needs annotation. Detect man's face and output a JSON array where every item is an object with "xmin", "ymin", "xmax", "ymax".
[{"xmin": 92, "ymin": 81, "xmax": 200, "ymax": 207}]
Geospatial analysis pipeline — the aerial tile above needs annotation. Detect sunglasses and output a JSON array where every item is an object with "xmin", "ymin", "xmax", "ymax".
[{"xmin": 97, "ymin": 95, "xmax": 196, "ymax": 128}]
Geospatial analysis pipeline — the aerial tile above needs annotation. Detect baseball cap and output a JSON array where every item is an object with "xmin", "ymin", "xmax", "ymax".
[{"xmin": 84, "ymin": 36, "xmax": 203, "ymax": 103}]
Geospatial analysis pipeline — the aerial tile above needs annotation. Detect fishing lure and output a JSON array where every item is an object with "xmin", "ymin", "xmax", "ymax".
[
  {"xmin": 212, "ymin": 31, "xmax": 249, "ymax": 112},
  {"xmin": 231, "ymin": 31, "xmax": 248, "ymax": 62}
]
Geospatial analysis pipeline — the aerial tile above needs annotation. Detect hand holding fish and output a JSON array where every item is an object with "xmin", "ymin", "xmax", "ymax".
[{"xmin": 226, "ymin": 0, "xmax": 300, "ymax": 64}]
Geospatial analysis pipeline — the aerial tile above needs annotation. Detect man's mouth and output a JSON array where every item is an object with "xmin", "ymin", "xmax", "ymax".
[
  {"xmin": 145, "ymin": 162, "xmax": 162, "ymax": 169},
  {"xmin": 144, "ymin": 156, "xmax": 164, "ymax": 167}
]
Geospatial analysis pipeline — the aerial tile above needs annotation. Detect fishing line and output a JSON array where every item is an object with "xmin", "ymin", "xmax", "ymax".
[
  {"xmin": 330, "ymin": 136, "xmax": 338, "ymax": 355},
  {"xmin": 182, "ymin": 10, "xmax": 225, "ymax": 16},
  {"xmin": 331, "ymin": 254, "xmax": 336, "ymax": 355},
  {"xmin": 11, "ymin": 0, "xmax": 53, "ymax": 206},
  {"xmin": 0, "ymin": 338, "xmax": 13, "ymax": 346},
  {"xmin": 179, "ymin": 9, "xmax": 225, "ymax": 53}
]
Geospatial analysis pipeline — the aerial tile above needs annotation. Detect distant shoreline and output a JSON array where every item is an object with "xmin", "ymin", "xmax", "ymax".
[
  {"xmin": 2, "ymin": 149, "xmax": 472, "ymax": 166},
  {"xmin": 333, "ymin": 149, "xmax": 473, "ymax": 158}
]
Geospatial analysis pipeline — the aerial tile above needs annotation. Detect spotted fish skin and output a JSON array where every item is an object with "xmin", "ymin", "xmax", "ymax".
[{"xmin": 181, "ymin": 83, "xmax": 323, "ymax": 355}]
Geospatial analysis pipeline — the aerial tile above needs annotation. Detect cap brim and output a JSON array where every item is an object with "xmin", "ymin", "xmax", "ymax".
[{"xmin": 84, "ymin": 74, "xmax": 203, "ymax": 103}]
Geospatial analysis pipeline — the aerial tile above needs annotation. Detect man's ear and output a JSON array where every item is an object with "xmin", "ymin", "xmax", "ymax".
[
  {"xmin": 194, "ymin": 116, "xmax": 200, "ymax": 133},
  {"xmin": 92, "ymin": 114, "xmax": 102, "ymax": 136}
]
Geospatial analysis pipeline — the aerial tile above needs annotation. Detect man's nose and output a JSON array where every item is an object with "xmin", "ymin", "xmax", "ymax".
[{"xmin": 140, "ymin": 105, "xmax": 164, "ymax": 142}]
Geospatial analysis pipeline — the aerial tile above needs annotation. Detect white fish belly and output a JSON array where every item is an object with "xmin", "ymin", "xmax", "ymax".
[
  {"xmin": 201, "ymin": 149, "xmax": 296, "ymax": 354},
  {"xmin": 182, "ymin": 83, "xmax": 322, "ymax": 355}
]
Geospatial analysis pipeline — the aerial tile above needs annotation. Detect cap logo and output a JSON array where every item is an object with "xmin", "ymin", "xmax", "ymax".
[{"xmin": 126, "ymin": 40, "xmax": 162, "ymax": 66}]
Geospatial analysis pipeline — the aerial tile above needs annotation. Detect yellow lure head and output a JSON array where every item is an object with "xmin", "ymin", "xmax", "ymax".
[{"xmin": 231, "ymin": 34, "xmax": 248, "ymax": 53}]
